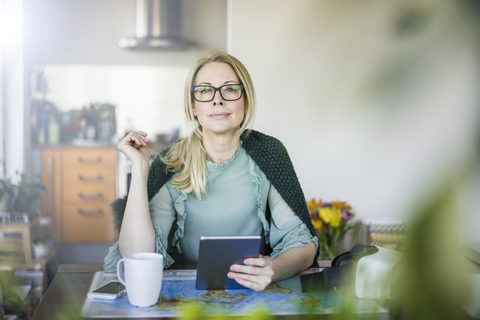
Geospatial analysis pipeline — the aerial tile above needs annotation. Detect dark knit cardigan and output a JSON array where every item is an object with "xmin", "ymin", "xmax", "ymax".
[{"xmin": 112, "ymin": 129, "xmax": 319, "ymax": 261}]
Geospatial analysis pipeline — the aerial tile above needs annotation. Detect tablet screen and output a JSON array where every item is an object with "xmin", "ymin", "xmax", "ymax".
[{"xmin": 195, "ymin": 235, "xmax": 262, "ymax": 290}]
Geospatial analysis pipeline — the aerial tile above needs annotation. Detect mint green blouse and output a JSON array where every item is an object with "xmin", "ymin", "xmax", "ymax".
[{"xmin": 104, "ymin": 146, "xmax": 318, "ymax": 272}]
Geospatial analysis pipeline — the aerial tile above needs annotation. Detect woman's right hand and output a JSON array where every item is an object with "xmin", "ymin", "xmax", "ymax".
[{"xmin": 117, "ymin": 131, "xmax": 151, "ymax": 166}]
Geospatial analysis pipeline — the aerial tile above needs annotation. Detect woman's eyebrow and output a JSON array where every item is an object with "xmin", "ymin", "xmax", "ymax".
[{"xmin": 196, "ymin": 80, "xmax": 238, "ymax": 86}]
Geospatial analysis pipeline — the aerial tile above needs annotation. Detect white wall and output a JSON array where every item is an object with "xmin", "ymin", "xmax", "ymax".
[
  {"xmin": 229, "ymin": 0, "xmax": 480, "ymax": 240},
  {"xmin": 0, "ymin": 0, "xmax": 25, "ymax": 181}
]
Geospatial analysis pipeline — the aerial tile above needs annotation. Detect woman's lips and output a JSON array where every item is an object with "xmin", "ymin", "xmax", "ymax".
[{"xmin": 209, "ymin": 113, "xmax": 230, "ymax": 119}]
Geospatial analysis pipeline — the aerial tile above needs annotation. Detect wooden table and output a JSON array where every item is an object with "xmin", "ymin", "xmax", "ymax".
[
  {"xmin": 33, "ymin": 261, "xmax": 388, "ymax": 320},
  {"xmin": 32, "ymin": 263, "xmax": 197, "ymax": 320}
]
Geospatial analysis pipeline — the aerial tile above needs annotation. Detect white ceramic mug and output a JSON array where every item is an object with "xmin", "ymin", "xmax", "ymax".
[{"xmin": 117, "ymin": 252, "xmax": 164, "ymax": 307}]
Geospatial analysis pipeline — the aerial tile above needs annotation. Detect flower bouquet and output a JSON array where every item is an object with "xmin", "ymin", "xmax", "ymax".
[{"xmin": 307, "ymin": 199, "xmax": 355, "ymax": 260}]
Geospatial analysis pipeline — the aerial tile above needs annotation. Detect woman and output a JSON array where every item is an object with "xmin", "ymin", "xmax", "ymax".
[{"xmin": 104, "ymin": 51, "xmax": 319, "ymax": 291}]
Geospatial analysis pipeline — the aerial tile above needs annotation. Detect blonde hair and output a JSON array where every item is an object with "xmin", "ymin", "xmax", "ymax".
[{"xmin": 161, "ymin": 51, "xmax": 256, "ymax": 199}]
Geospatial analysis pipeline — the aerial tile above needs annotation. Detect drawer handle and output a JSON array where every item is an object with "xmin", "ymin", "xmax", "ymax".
[
  {"xmin": 79, "ymin": 175, "xmax": 103, "ymax": 182},
  {"xmin": 78, "ymin": 208, "xmax": 103, "ymax": 216},
  {"xmin": 78, "ymin": 192, "xmax": 103, "ymax": 200},
  {"xmin": 78, "ymin": 157, "xmax": 102, "ymax": 164}
]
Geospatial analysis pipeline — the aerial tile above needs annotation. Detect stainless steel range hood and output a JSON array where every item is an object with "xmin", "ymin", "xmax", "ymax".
[{"xmin": 118, "ymin": 0, "xmax": 195, "ymax": 50}]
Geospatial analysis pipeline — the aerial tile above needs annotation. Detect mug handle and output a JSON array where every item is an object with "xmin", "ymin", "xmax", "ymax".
[{"xmin": 117, "ymin": 259, "xmax": 126, "ymax": 286}]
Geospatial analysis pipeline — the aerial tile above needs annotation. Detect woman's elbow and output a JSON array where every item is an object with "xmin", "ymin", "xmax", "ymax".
[{"xmin": 304, "ymin": 242, "xmax": 317, "ymax": 268}]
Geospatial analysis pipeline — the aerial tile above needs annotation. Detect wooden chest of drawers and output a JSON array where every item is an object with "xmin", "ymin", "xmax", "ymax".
[{"xmin": 41, "ymin": 147, "xmax": 117, "ymax": 243}]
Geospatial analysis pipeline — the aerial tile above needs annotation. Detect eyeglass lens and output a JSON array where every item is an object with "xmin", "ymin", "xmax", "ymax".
[{"xmin": 193, "ymin": 84, "xmax": 243, "ymax": 102}]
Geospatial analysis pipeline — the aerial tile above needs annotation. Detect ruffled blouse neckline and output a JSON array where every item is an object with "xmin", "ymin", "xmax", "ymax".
[{"xmin": 206, "ymin": 142, "xmax": 243, "ymax": 171}]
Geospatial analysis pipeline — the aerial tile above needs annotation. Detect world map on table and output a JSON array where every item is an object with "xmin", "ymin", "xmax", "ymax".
[
  {"xmin": 82, "ymin": 271, "xmax": 386, "ymax": 318},
  {"xmin": 153, "ymin": 277, "xmax": 330, "ymax": 314}
]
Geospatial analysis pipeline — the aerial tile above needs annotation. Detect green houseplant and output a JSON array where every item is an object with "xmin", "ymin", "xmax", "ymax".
[
  {"xmin": 0, "ymin": 171, "xmax": 46, "ymax": 221},
  {"xmin": 0, "ymin": 177, "xmax": 15, "ymax": 213}
]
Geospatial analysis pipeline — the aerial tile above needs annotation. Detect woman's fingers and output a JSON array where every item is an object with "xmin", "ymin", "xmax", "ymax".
[
  {"xmin": 230, "ymin": 256, "xmax": 272, "ymax": 273},
  {"xmin": 127, "ymin": 131, "xmax": 149, "ymax": 147},
  {"xmin": 230, "ymin": 263, "xmax": 272, "ymax": 276},
  {"xmin": 244, "ymin": 255, "xmax": 271, "ymax": 267},
  {"xmin": 227, "ymin": 256, "xmax": 274, "ymax": 291},
  {"xmin": 228, "ymin": 273, "xmax": 271, "ymax": 291},
  {"xmin": 118, "ymin": 131, "xmax": 149, "ymax": 150},
  {"xmin": 117, "ymin": 131, "xmax": 151, "ymax": 163}
]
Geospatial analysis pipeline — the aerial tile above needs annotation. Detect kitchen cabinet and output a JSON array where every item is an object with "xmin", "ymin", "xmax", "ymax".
[{"xmin": 41, "ymin": 147, "xmax": 117, "ymax": 243}]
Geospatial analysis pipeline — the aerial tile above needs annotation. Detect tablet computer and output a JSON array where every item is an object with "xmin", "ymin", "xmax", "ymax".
[{"xmin": 195, "ymin": 235, "xmax": 262, "ymax": 290}]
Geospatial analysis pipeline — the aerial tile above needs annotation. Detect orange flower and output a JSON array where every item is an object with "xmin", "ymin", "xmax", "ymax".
[
  {"xmin": 307, "ymin": 200, "xmax": 317, "ymax": 214},
  {"xmin": 307, "ymin": 198, "xmax": 323, "ymax": 214},
  {"xmin": 331, "ymin": 201, "xmax": 352, "ymax": 211}
]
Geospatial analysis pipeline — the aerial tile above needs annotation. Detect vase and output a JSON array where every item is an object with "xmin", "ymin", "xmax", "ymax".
[
  {"xmin": 318, "ymin": 234, "xmax": 346, "ymax": 260},
  {"xmin": 318, "ymin": 243, "xmax": 339, "ymax": 260}
]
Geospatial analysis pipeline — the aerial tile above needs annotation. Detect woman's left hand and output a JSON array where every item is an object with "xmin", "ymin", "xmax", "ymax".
[{"xmin": 227, "ymin": 255, "xmax": 274, "ymax": 291}]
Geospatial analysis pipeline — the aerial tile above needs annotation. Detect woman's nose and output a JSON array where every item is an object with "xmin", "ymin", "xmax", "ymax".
[{"xmin": 212, "ymin": 91, "xmax": 225, "ymax": 106}]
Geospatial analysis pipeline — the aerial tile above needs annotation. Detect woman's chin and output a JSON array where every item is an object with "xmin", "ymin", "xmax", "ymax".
[{"xmin": 203, "ymin": 126, "xmax": 241, "ymax": 137}]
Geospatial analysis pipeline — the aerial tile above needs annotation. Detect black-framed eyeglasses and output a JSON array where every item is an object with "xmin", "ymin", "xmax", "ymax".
[{"xmin": 191, "ymin": 84, "xmax": 244, "ymax": 102}]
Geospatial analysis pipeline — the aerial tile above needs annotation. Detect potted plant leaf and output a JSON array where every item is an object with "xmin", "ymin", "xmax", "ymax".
[
  {"xmin": 0, "ymin": 178, "xmax": 15, "ymax": 213},
  {"xmin": 0, "ymin": 171, "xmax": 46, "ymax": 222}
]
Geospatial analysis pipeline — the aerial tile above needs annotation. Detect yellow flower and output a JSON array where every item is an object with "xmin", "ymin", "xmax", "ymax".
[
  {"xmin": 319, "ymin": 207, "xmax": 332, "ymax": 224},
  {"xmin": 312, "ymin": 219, "xmax": 323, "ymax": 230},
  {"xmin": 330, "ymin": 207, "xmax": 341, "ymax": 227}
]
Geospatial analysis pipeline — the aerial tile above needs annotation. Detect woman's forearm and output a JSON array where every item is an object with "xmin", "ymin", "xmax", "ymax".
[
  {"xmin": 119, "ymin": 163, "xmax": 156, "ymax": 257},
  {"xmin": 271, "ymin": 242, "xmax": 316, "ymax": 282}
]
